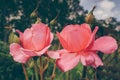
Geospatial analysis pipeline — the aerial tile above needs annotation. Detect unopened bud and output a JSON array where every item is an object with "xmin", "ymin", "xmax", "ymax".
[
  {"xmin": 35, "ymin": 17, "xmax": 41, "ymax": 23},
  {"xmin": 30, "ymin": 11, "xmax": 37, "ymax": 18},
  {"xmin": 50, "ymin": 19, "xmax": 57, "ymax": 26},
  {"xmin": 9, "ymin": 32, "xmax": 20, "ymax": 44},
  {"xmin": 50, "ymin": 13, "xmax": 59, "ymax": 26},
  {"xmin": 85, "ymin": 6, "xmax": 96, "ymax": 24}
]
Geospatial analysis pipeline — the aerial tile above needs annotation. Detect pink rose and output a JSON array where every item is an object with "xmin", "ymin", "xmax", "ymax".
[
  {"xmin": 48, "ymin": 23, "xmax": 118, "ymax": 72},
  {"xmin": 10, "ymin": 23, "xmax": 53, "ymax": 63}
]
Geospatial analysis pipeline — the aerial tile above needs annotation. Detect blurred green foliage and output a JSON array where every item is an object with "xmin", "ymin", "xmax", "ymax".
[{"xmin": 0, "ymin": 0, "xmax": 120, "ymax": 80}]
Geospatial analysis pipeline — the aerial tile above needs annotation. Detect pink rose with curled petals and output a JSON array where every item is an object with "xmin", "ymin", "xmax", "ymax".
[
  {"xmin": 47, "ymin": 23, "xmax": 118, "ymax": 72},
  {"xmin": 10, "ymin": 23, "xmax": 54, "ymax": 63}
]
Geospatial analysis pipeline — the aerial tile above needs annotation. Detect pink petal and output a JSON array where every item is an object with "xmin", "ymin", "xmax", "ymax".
[
  {"xmin": 31, "ymin": 23, "xmax": 50, "ymax": 51},
  {"xmin": 10, "ymin": 43, "xmax": 30, "ymax": 63},
  {"xmin": 85, "ymin": 26, "xmax": 99, "ymax": 49},
  {"xmin": 32, "ymin": 23, "xmax": 48, "ymax": 30},
  {"xmin": 48, "ymin": 49, "xmax": 68, "ymax": 56},
  {"xmin": 80, "ymin": 23, "xmax": 92, "ymax": 34},
  {"xmin": 91, "ymin": 36, "xmax": 118, "ymax": 54},
  {"xmin": 44, "ymin": 29, "xmax": 53, "ymax": 47},
  {"xmin": 80, "ymin": 52, "xmax": 103, "ymax": 68},
  {"xmin": 56, "ymin": 51, "xmax": 80, "ymax": 72},
  {"xmin": 57, "ymin": 24, "xmax": 91, "ymax": 52},
  {"xmin": 35, "ymin": 45, "xmax": 51, "ymax": 56},
  {"xmin": 47, "ymin": 51, "xmax": 60, "ymax": 59},
  {"xmin": 55, "ymin": 49, "xmax": 69, "ymax": 55},
  {"xmin": 91, "ymin": 53, "xmax": 103, "ymax": 68},
  {"xmin": 56, "ymin": 32, "xmax": 68, "ymax": 49},
  {"xmin": 32, "ymin": 33, "xmax": 46, "ymax": 51},
  {"xmin": 80, "ymin": 53, "xmax": 95, "ymax": 66},
  {"xmin": 22, "ymin": 28, "xmax": 33, "ymax": 50},
  {"xmin": 45, "ymin": 27, "xmax": 51, "ymax": 46},
  {"xmin": 21, "ymin": 48, "xmax": 37, "ymax": 56},
  {"xmin": 65, "ymin": 27, "xmax": 90, "ymax": 51},
  {"xmin": 10, "ymin": 43, "xmax": 21, "ymax": 56},
  {"xmin": 13, "ymin": 52, "xmax": 30, "ymax": 63}
]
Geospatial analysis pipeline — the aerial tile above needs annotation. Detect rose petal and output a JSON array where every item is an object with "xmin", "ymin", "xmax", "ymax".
[
  {"xmin": 57, "ymin": 24, "xmax": 91, "ymax": 52},
  {"xmin": 10, "ymin": 43, "xmax": 30, "ymax": 63},
  {"xmin": 91, "ymin": 36, "xmax": 118, "ymax": 54},
  {"xmin": 36, "ymin": 45, "xmax": 51, "ymax": 56},
  {"xmin": 21, "ymin": 48, "xmax": 37, "ymax": 56},
  {"xmin": 56, "ymin": 32, "xmax": 68, "ymax": 49},
  {"xmin": 44, "ymin": 28, "xmax": 50, "ymax": 46},
  {"xmin": 91, "ymin": 53, "xmax": 103, "ymax": 68},
  {"xmin": 86, "ymin": 26, "xmax": 99, "ymax": 49},
  {"xmin": 65, "ymin": 27, "xmax": 90, "ymax": 51},
  {"xmin": 56, "ymin": 50, "xmax": 80, "ymax": 72},
  {"xmin": 80, "ymin": 23, "xmax": 92, "ymax": 34},
  {"xmin": 80, "ymin": 52, "xmax": 103, "ymax": 68},
  {"xmin": 10, "ymin": 43, "xmax": 21, "ymax": 56},
  {"xmin": 47, "ymin": 51, "xmax": 60, "ymax": 59},
  {"xmin": 13, "ymin": 52, "xmax": 30, "ymax": 63},
  {"xmin": 31, "ymin": 24, "xmax": 48, "ymax": 51},
  {"xmin": 80, "ymin": 52, "xmax": 95, "ymax": 66},
  {"xmin": 22, "ymin": 28, "xmax": 33, "ymax": 50}
]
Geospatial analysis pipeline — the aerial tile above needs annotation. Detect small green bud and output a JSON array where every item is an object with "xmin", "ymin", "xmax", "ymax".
[{"xmin": 9, "ymin": 32, "xmax": 20, "ymax": 44}]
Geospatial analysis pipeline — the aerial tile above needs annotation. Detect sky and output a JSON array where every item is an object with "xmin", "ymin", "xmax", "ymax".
[{"xmin": 80, "ymin": 0, "xmax": 120, "ymax": 21}]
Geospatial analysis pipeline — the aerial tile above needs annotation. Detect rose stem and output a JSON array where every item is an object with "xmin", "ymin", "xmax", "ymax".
[
  {"xmin": 22, "ymin": 64, "xmax": 29, "ymax": 80},
  {"xmin": 51, "ymin": 63, "xmax": 56, "ymax": 80},
  {"xmin": 40, "ymin": 57, "xmax": 43, "ymax": 80},
  {"xmin": 34, "ymin": 61, "xmax": 39, "ymax": 80}
]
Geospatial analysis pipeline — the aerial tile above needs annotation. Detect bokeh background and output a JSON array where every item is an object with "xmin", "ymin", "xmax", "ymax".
[{"xmin": 0, "ymin": 0, "xmax": 120, "ymax": 80}]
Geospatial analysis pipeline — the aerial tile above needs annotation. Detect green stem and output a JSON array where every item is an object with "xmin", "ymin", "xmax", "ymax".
[
  {"xmin": 22, "ymin": 64, "xmax": 29, "ymax": 80},
  {"xmin": 51, "ymin": 63, "xmax": 56, "ymax": 80},
  {"xmin": 40, "ymin": 57, "xmax": 43, "ymax": 80},
  {"xmin": 43, "ymin": 57, "xmax": 49, "ymax": 72},
  {"xmin": 40, "ymin": 72, "xmax": 43, "ymax": 80},
  {"xmin": 65, "ymin": 71, "xmax": 69, "ymax": 80},
  {"xmin": 34, "ymin": 62, "xmax": 39, "ymax": 80},
  {"xmin": 50, "ymin": 43, "xmax": 60, "ymax": 80}
]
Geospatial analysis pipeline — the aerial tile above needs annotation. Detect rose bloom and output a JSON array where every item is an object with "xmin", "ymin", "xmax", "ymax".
[
  {"xmin": 10, "ymin": 23, "xmax": 53, "ymax": 63},
  {"xmin": 47, "ymin": 23, "xmax": 118, "ymax": 72}
]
